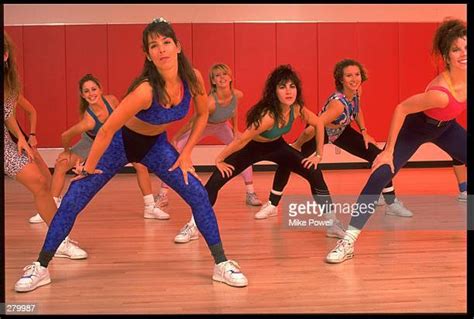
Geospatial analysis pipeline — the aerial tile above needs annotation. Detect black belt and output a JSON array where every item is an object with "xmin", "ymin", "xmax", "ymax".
[{"xmin": 424, "ymin": 116, "xmax": 450, "ymax": 127}]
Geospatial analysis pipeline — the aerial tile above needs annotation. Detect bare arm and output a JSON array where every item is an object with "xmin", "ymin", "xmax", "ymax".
[
  {"xmin": 167, "ymin": 69, "xmax": 209, "ymax": 184},
  {"xmin": 353, "ymin": 93, "xmax": 377, "ymax": 149},
  {"xmin": 179, "ymin": 69, "xmax": 209, "ymax": 155},
  {"xmin": 61, "ymin": 118, "xmax": 94, "ymax": 151},
  {"xmin": 385, "ymin": 91, "xmax": 448, "ymax": 153},
  {"xmin": 372, "ymin": 90, "xmax": 449, "ymax": 173},
  {"xmin": 16, "ymin": 95, "xmax": 38, "ymax": 147},
  {"xmin": 83, "ymin": 82, "xmax": 152, "ymax": 173}
]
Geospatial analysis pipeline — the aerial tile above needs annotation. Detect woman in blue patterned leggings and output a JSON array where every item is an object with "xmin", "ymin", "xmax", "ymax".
[{"xmin": 15, "ymin": 17, "xmax": 248, "ymax": 293}]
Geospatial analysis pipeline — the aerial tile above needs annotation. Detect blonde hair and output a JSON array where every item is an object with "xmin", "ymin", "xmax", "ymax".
[
  {"xmin": 208, "ymin": 63, "xmax": 233, "ymax": 94},
  {"xmin": 4, "ymin": 31, "xmax": 21, "ymax": 101}
]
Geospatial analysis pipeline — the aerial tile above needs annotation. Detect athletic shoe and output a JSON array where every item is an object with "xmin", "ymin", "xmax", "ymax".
[
  {"xmin": 174, "ymin": 222, "xmax": 199, "ymax": 243},
  {"xmin": 385, "ymin": 198, "xmax": 413, "ymax": 217},
  {"xmin": 326, "ymin": 239, "xmax": 354, "ymax": 264},
  {"xmin": 144, "ymin": 205, "xmax": 170, "ymax": 220},
  {"xmin": 15, "ymin": 262, "xmax": 51, "ymax": 292},
  {"xmin": 54, "ymin": 237, "xmax": 88, "ymax": 259},
  {"xmin": 254, "ymin": 201, "xmax": 278, "ymax": 219},
  {"xmin": 213, "ymin": 260, "xmax": 248, "ymax": 287}
]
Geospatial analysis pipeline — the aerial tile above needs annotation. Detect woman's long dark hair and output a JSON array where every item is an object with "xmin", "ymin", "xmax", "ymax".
[
  {"xmin": 246, "ymin": 65, "xmax": 304, "ymax": 130},
  {"xmin": 126, "ymin": 19, "xmax": 204, "ymax": 104}
]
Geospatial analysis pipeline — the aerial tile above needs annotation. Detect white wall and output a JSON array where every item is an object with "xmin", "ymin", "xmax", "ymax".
[{"xmin": 4, "ymin": 4, "xmax": 466, "ymax": 25}]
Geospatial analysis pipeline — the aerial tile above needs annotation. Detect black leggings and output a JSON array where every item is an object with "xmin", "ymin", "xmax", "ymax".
[
  {"xmin": 205, "ymin": 137, "xmax": 332, "ymax": 207},
  {"xmin": 270, "ymin": 125, "xmax": 396, "ymax": 206}
]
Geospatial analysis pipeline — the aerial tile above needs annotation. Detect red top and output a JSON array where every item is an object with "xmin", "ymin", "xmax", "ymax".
[{"xmin": 423, "ymin": 86, "xmax": 466, "ymax": 121}]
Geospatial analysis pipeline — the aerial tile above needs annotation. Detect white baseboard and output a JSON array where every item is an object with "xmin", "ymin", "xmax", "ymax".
[{"xmin": 37, "ymin": 142, "xmax": 457, "ymax": 168}]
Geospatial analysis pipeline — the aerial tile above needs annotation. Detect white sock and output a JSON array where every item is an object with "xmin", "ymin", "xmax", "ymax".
[
  {"xmin": 189, "ymin": 215, "xmax": 195, "ymax": 226},
  {"xmin": 245, "ymin": 183, "xmax": 255, "ymax": 193},
  {"xmin": 143, "ymin": 194, "xmax": 155, "ymax": 207},
  {"xmin": 343, "ymin": 225, "xmax": 361, "ymax": 244},
  {"xmin": 160, "ymin": 188, "xmax": 169, "ymax": 196}
]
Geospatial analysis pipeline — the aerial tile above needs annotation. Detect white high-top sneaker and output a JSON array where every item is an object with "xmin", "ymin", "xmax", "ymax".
[
  {"xmin": 144, "ymin": 205, "xmax": 170, "ymax": 220},
  {"xmin": 326, "ymin": 239, "xmax": 354, "ymax": 264},
  {"xmin": 174, "ymin": 222, "xmax": 199, "ymax": 243},
  {"xmin": 254, "ymin": 201, "xmax": 278, "ymax": 219},
  {"xmin": 213, "ymin": 260, "xmax": 248, "ymax": 287},
  {"xmin": 15, "ymin": 262, "xmax": 51, "ymax": 292},
  {"xmin": 385, "ymin": 198, "xmax": 413, "ymax": 217},
  {"xmin": 54, "ymin": 237, "xmax": 88, "ymax": 259}
]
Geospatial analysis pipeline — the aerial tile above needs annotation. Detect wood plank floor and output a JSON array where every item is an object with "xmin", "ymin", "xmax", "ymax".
[{"xmin": 4, "ymin": 167, "xmax": 467, "ymax": 314}]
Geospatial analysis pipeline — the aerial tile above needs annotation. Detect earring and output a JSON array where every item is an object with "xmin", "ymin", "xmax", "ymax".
[
  {"xmin": 147, "ymin": 56, "xmax": 152, "ymax": 62},
  {"xmin": 4, "ymin": 60, "xmax": 8, "ymax": 69}
]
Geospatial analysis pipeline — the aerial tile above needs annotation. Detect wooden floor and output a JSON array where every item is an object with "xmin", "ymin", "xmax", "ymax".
[{"xmin": 4, "ymin": 167, "xmax": 467, "ymax": 314}]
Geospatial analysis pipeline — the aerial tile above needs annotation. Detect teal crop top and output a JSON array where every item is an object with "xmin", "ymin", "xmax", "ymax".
[{"xmin": 259, "ymin": 106, "xmax": 295, "ymax": 139}]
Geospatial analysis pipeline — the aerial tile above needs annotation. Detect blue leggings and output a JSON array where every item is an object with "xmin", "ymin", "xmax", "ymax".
[
  {"xmin": 350, "ymin": 112, "xmax": 467, "ymax": 229},
  {"xmin": 41, "ymin": 129, "xmax": 222, "ymax": 255}
]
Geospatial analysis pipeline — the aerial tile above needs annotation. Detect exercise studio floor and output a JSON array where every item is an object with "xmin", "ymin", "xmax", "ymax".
[{"xmin": 4, "ymin": 167, "xmax": 467, "ymax": 314}]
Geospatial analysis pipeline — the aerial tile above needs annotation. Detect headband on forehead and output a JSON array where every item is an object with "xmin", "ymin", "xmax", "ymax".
[{"xmin": 152, "ymin": 17, "xmax": 170, "ymax": 24}]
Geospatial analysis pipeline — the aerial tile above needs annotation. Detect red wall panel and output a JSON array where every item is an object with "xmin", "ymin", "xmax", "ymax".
[
  {"xmin": 276, "ymin": 23, "xmax": 318, "ymax": 143},
  {"xmin": 4, "ymin": 26, "xmax": 27, "ymax": 128},
  {"xmin": 234, "ymin": 23, "xmax": 276, "ymax": 134},
  {"xmin": 192, "ymin": 23, "xmax": 235, "ymax": 144},
  {"xmin": 317, "ymin": 23, "xmax": 358, "ymax": 110},
  {"xmin": 65, "ymin": 25, "xmax": 108, "ymax": 138},
  {"xmin": 398, "ymin": 23, "xmax": 439, "ymax": 101},
  {"xmin": 107, "ymin": 24, "xmax": 147, "ymax": 101},
  {"xmin": 356, "ymin": 23, "xmax": 399, "ymax": 141},
  {"xmin": 23, "ymin": 26, "xmax": 67, "ymax": 147}
]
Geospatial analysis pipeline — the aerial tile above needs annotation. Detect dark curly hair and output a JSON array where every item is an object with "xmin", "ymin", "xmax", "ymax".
[
  {"xmin": 333, "ymin": 59, "xmax": 368, "ymax": 92},
  {"xmin": 127, "ymin": 18, "xmax": 204, "ymax": 103},
  {"xmin": 432, "ymin": 18, "xmax": 466, "ymax": 70},
  {"xmin": 246, "ymin": 65, "xmax": 304, "ymax": 130}
]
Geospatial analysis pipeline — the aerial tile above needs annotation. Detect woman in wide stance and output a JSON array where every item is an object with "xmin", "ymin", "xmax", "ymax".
[
  {"xmin": 15, "ymin": 18, "xmax": 247, "ymax": 292},
  {"xmin": 325, "ymin": 18, "xmax": 466, "ymax": 264}
]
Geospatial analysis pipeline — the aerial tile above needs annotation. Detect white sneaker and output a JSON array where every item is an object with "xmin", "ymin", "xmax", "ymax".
[
  {"xmin": 55, "ymin": 237, "xmax": 88, "ymax": 259},
  {"xmin": 174, "ymin": 222, "xmax": 199, "ymax": 243},
  {"xmin": 254, "ymin": 201, "xmax": 278, "ymax": 219},
  {"xmin": 246, "ymin": 192, "xmax": 262, "ymax": 206},
  {"xmin": 326, "ymin": 219, "xmax": 346, "ymax": 239},
  {"xmin": 155, "ymin": 193, "xmax": 169, "ymax": 208},
  {"xmin": 15, "ymin": 262, "xmax": 51, "ymax": 292},
  {"xmin": 385, "ymin": 198, "xmax": 413, "ymax": 217},
  {"xmin": 376, "ymin": 194, "xmax": 386, "ymax": 206},
  {"xmin": 28, "ymin": 213, "xmax": 45, "ymax": 224},
  {"xmin": 213, "ymin": 260, "xmax": 248, "ymax": 287},
  {"xmin": 144, "ymin": 205, "xmax": 170, "ymax": 220},
  {"xmin": 326, "ymin": 239, "xmax": 354, "ymax": 264},
  {"xmin": 458, "ymin": 191, "xmax": 467, "ymax": 202}
]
